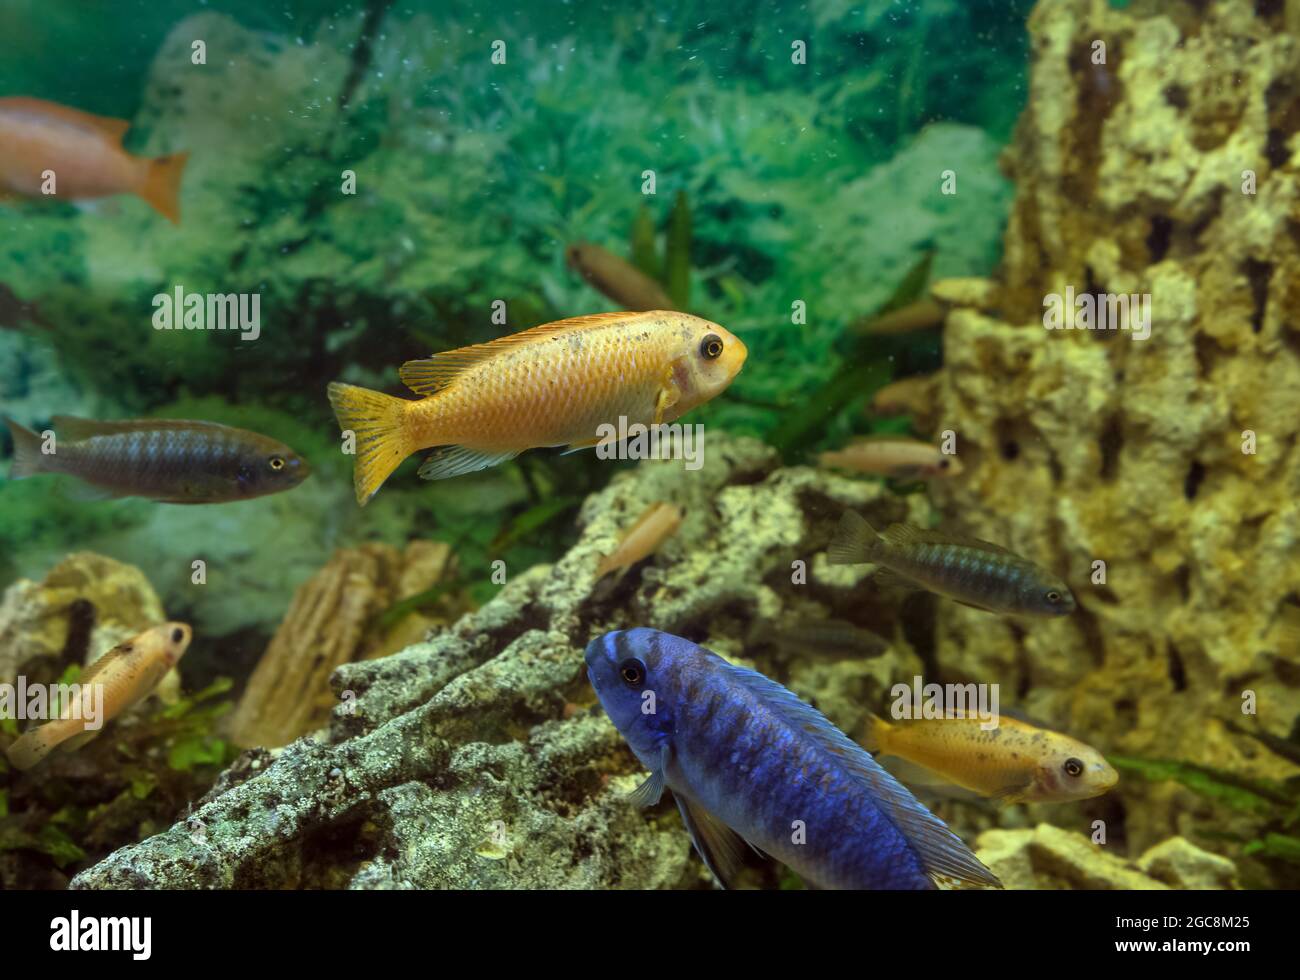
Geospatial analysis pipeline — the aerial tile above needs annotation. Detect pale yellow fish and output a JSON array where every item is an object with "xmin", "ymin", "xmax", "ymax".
[
  {"xmin": 596, "ymin": 502, "xmax": 683, "ymax": 578},
  {"xmin": 4, "ymin": 622, "xmax": 192, "ymax": 771},
  {"xmin": 852, "ymin": 298, "xmax": 945, "ymax": 336},
  {"xmin": 864, "ymin": 712, "xmax": 1117, "ymax": 804},
  {"xmin": 328, "ymin": 311, "xmax": 747, "ymax": 505},
  {"xmin": 819, "ymin": 437, "xmax": 961, "ymax": 479}
]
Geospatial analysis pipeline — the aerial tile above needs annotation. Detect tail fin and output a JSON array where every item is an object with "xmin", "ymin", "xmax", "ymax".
[
  {"xmin": 5, "ymin": 418, "xmax": 46, "ymax": 479},
  {"xmin": 5, "ymin": 721, "xmax": 80, "ymax": 771},
  {"xmin": 139, "ymin": 151, "xmax": 189, "ymax": 224},
  {"xmin": 828, "ymin": 510, "xmax": 880, "ymax": 565},
  {"xmin": 861, "ymin": 712, "xmax": 889, "ymax": 753},
  {"xmin": 327, "ymin": 382, "xmax": 412, "ymax": 506}
]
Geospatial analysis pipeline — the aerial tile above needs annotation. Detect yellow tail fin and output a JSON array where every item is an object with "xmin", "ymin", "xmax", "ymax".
[
  {"xmin": 327, "ymin": 382, "xmax": 412, "ymax": 506},
  {"xmin": 139, "ymin": 151, "xmax": 189, "ymax": 224}
]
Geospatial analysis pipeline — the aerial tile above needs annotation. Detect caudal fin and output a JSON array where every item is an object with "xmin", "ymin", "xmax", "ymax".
[
  {"xmin": 139, "ymin": 151, "xmax": 189, "ymax": 224},
  {"xmin": 327, "ymin": 382, "xmax": 412, "ymax": 506},
  {"xmin": 5, "ymin": 418, "xmax": 47, "ymax": 479},
  {"xmin": 828, "ymin": 510, "xmax": 880, "ymax": 565},
  {"xmin": 5, "ymin": 721, "xmax": 80, "ymax": 771},
  {"xmin": 861, "ymin": 712, "xmax": 888, "ymax": 753}
]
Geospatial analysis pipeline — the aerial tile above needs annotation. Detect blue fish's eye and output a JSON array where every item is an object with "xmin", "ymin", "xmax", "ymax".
[
  {"xmin": 1045, "ymin": 590, "xmax": 1061, "ymax": 603},
  {"xmin": 268, "ymin": 455, "xmax": 286, "ymax": 471},
  {"xmin": 619, "ymin": 658, "xmax": 646, "ymax": 686}
]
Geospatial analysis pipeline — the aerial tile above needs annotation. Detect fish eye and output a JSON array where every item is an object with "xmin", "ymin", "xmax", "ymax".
[
  {"xmin": 700, "ymin": 333, "xmax": 724, "ymax": 360},
  {"xmin": 171, "ymin": 627, "xmax": 185, "ymax": 644},
  {"xmin": 1063, "ymin": 757, "xmax": 1084, "ymax": 778},
  {"xmin": 938, "ymin": 458, "xmax": 950, "ymax": 470},
  {"xmin": 269, "ymin": 456, "xmax": 286, "ymax": 470},
  {"xmin": 618, "ymin": 658, "xmax": 646, "ymax": 686},
  {"xmin": 1045, "ymin": 590, "xmax": 1061, "ymax": 603}
]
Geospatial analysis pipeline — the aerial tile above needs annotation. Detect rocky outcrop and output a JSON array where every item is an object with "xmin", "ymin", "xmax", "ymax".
[{"xmin": 226, "ymin": 541, "xmax": 456, "ymax": 749}]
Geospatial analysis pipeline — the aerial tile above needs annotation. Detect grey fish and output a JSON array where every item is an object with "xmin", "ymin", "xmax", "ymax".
[
  {"xmin": 828, "ymin": 511, "xmax": 1075, "ymax": 617},
  {"xmin": 5, "ymin": 416, "xmax": 310, "ymax": 503},
  {"xmin": 762, "ymin": 618, "xmax": 890, "ymax": 659}
]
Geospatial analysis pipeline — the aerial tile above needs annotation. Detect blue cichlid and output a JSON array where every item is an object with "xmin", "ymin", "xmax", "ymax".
[{"xmin": 585, "ymin": 628, "xmax": 1001, "ymax": 890}]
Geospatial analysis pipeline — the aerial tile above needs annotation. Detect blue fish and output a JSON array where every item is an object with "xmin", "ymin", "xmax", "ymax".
[{"xmin": 585, "ymin": 628, "xmax": 1001, "ymax": 889}]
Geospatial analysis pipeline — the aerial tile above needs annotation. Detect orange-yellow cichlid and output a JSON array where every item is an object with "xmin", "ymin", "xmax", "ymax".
[
  {"xmin": 864, "ymin": 713, "xmax": 1117, "ymax": 804},
  {"xmin": 327, "ymin": 311, "xmax": 747, "ymax": 505},
  {"xmin": 0, "ymin": 97, "xmax": 189, "ymax": 223},
  {"xmin": 4, "ymin": 622, "xmax": 192, "ymax": 771}
]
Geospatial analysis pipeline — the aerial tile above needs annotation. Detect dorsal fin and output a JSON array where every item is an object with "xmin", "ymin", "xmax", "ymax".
[
  {"xmin": 716, "ymin": 657, "xmax": 1002, "ymax": 889},
  {"xmin": 398, "ymin": 311, "xmax": 642, "ymax": 395},
  {"xmin": 50, "ymin": 417, "xmax": 248, "ymax": 441},
  {"xmin": 79, "ymin": 640, "xmax": 141, "ymax": 685},
  {"xmin": 880, "ymin": 523, "xmax": 1017, "ymax": 557},
  {"xmin": 0, "ymin": 97, "xmax": 131, "ymax": 142}
]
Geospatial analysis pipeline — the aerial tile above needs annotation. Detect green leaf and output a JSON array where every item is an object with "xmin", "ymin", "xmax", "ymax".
[
  {"xmin": 37, "ymin": 824, "xmax": 86, "ymax": 868},
  {"xmin": 630, "ymin": 204, "xmax": 660, "ymax": 281},
  {"xmin": 665, "ymin": 190, "xmax": 692, "ymax": 309},
  {"xmin": 1110, "ymin": 755, "xmax": 1292, "ymax": 813},
  {"xmin": 167, "ymin": 736, "xmax": 229, "ymax": 772}
]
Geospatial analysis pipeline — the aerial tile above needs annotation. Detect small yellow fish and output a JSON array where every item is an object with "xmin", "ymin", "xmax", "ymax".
[
  {"xmin": 5, "ymin": 622, "xmax": 192, "ymax": 771},
  {"xmin": 0, "ymin": 97, "xmax": 189, "ymax": 223},
  {"xmin": 328, "ymin": 311, "xmax": 747, "ymax": 505},
  {"xmin": 819, "ymin": 437, "xmax": 961, "ymax": 479},
  {"xmin": 864, "ymin": 713, "xmax": 1117, "ymax": 804},
  {"xmin": 596, "ymin": 502, "xmax": 683, "ymax": 578},
  {"xmin": 566, "ymin": 242, "xmax": 677, "ymax": 311}
]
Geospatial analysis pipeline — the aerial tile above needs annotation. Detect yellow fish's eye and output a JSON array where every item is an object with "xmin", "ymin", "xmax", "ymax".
[
  {"xmin": 1063, "ymin": 757, "xmax": 1084, "ymax": 778},
  {"xmin": 269, "ymin": 456, "xmax": 286, "ymax": 471},
  {"xmin": 700, "ymin": 333, "xmax": 724, "ymax": 360},
  {"xmin": 619, "ymin": 658, "xmax": 646, "ymax": 686}
]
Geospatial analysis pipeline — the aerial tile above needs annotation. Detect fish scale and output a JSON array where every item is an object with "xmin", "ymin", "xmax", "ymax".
[
  {"xmin": 586, "ymin": 629, "xmax": 1001, "ymax": 890},
  {"xmin": 328, "ymin": 310, "xmax": 747, "ymax": 504},
  {"xmin": 5, "ymin": 416, "xmax": 309, "ymax": 503}
]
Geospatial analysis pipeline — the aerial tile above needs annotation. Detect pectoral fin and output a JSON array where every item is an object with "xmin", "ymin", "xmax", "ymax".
[
  {"xmin": 654, "ymin": 362, "xmax": 683, "ymax": 424},
  {"xmin": 675, "ymin": 795, "xmax": 750, "ymax": 889}
]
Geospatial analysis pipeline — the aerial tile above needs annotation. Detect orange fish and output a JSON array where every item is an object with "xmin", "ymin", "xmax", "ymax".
[
  {"xmin": 4, "ymin": 622, "xmax": 192, "ymax": 771},
  {"xmin": 328, "ymin": 311, "xmax": 747, "ymax": 505},
  {"xmin": 819, "ymin": 437, "xmax": 961, "ymax": 479},
  {"xmin": 0, "ymin": 97, "xmax": 189, "ymax": 224},
  {"xmin": 596, "ymin": 501, "xmax": 683, "ymax": 578}
]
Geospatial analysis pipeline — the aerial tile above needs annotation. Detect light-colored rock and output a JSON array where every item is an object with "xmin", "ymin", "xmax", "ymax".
[{"xmin": 1137, "ymin": 836, "xmax": 1240, "ymax": 890}]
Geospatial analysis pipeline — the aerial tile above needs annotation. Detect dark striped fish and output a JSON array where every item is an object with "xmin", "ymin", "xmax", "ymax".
[
  {"xmin": 586, "ymin": 628, "xmax": 1000, "ymax": 889},
  {"xmin": 4, "ymin": 416, "xmax": 310, "ymax": 503},
  {"xmin": 829, "ymin": 511, "xmax": 1075, "ymax": 617},
  {"xmin": 762, "ymin": 618, "xmax": 890, "ymax": 659}
]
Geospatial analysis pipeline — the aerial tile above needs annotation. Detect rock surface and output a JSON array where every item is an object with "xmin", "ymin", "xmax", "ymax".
[
  {"xmin": 72, "ymin": 435, "xmax": 941, "ymax": 888},
  {"xmin": 929, "ymin": 0, "xmax": 1300, "ymax": 857}
]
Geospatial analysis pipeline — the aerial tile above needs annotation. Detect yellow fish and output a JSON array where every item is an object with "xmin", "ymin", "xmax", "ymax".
[
  {"xmin": 863, "ymin": 712, "xmax": 1117, "ymax": 804},
  {"xmin": 0, "ymin": 97, "xmax": 189, "ymax": 224},
  {"xmin": 327, "ymin": 311, "xmax": 747, "ymax": 505},
  {"xmin": 5, "ymin": 622, "xmax": 192, "ymax": 771},
  {"xmin": 595, "ymin": 501, "xmax": 683, "ymax": 579}
]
